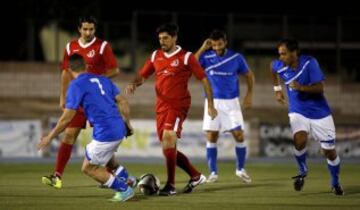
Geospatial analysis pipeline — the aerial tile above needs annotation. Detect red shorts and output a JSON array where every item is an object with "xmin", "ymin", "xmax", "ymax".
[
  {"xmin": 68, "ymin": 109, "xmax": 87, "ymax": 128},
  {"xmin": 156, "ymin": 108, "xmax": 187, "ymax": 141}
]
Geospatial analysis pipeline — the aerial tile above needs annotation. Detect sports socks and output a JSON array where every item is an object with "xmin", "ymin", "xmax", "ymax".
[
  {"xmin": 114, "ymin": 166, "xmax": 129, "ymax": 182},
  {"xmin": 105, "ymin": 174, "xmax": 128, "ymax": 192},
  {"xmin": 327, "ymin": 156, "xmax": 341, "ymax": 187},
  {"xmin": 235, "ymin": 142, "xmax": 247, "ymax": 170},
  {"xmin": 54, "ymin": 142, "xmax": 73, "ymax": 178},
  {"xmin": 176, "ymin": 150, "xmax": 200, "ymax": 178},
  {"xmin": 294, "ymin": 148, "xmax": 308, "ymax": 176},
  {"xmin": 206, "ymin": 142, "xmax": 218, "ymax": 174},
  {"xmin": 163, "ymin": 148, "xmax": 177, "ymax": 186}
]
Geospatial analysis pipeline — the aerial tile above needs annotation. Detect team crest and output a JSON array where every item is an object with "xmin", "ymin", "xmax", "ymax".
[
  {"xmin": 170, "ymin": 59, "xmax": 179, "ymax": 67},
  {"xmin": 87, "ymin": 50, "xmax": 95, "ymax": 58}
]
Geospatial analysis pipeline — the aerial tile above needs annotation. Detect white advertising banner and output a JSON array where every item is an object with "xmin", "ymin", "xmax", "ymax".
[
  {"xmin": 0, "ymin": 120, "xmax": 42, "ymax": 157},
  {"xmin": 74, "ymin": 119, "xmax": 249, "ymax": 159}
]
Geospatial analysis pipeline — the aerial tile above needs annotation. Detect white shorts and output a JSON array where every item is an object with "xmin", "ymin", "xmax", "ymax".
[
  {"xmin": 289, "ymin": 113, "xmax": 336, "ymax": 150},
  {"xmin": 85, "ymin": 139, "xmax": 123, "ymax": 166},
  {"xmin": 203, "ymin": 97, "xmax": 244, "ymax": 132}
]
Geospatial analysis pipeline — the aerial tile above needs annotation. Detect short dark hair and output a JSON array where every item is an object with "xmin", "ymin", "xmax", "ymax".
[
  {"xmin": 156, "ymin": 23, "xmax": 179, "ymax": 37},
  {"xmin": 69, "ymin": 54, "xmax": 86, "ymax": 72},
  {"xmin": 209, "ymin": 29, "xmax": 227, "ymax": 41},
  {"xmin": 278, "ymin": 38, "xmax": 300, "ymax": 53},
  {"xmin": 78, "ymin": 16, "xmax": 97, "ymax": 28}
]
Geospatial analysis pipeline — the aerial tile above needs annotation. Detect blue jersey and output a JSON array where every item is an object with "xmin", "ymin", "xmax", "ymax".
[
  {"xmin": 272, "ymin": 55, "xmax": 331, "ymax": 119},
  {"xmin": 65, "ymin": 73, "xmax": 126, "ymax": 142},
  {"xmin": 199, "ymin": 49, "xmax": 249, "ymax": 99}
]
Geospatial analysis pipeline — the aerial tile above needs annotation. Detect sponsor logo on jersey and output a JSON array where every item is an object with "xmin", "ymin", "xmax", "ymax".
[
  {"xmin": 87, "ymin": 50, "xmax": 96, "ymax": 58},
  {"xmin": 170, "ymin": 59, "xmax": 179, "ymax": 67}
]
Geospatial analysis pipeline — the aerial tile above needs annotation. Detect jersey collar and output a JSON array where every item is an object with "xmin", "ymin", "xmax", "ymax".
[
  {"xmin": 78, "ymin": 37, "xmax": 97, "ymax": 48},
  {"xmin": 163, "ymin": 45, "xmax": 181, "ymax": 58}
]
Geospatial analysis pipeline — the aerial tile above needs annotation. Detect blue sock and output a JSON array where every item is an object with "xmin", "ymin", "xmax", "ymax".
[
  {"xmin": 235, "ymin": 142, "xmax": 246, "ymax": 170},
  {"xmin": 206, "ymin": 142, "xmax": 217, "ymax": 174},
  {"xmin": 105, "ymin": 174, "xmax": 128, "ymax": 192},
  {"xmin": 294, "ymin": 148, "xmax": 307, "ymax": 176},
  {"xmin": 115, "ymin": 166, "xmax": 129, "ymax": 182},
  {"xmin": 327, "ymin": 156, "xmax": 340, "ymax": 187}
]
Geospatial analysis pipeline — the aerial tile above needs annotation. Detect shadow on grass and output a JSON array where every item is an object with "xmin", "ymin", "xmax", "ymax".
[
  {"xmin": 341, "ymin": 185, "xmax": 360, "ymax": 195},
  {"xmin": 179, "ymin": 182, "xmax": 282, "ymax": 194}
]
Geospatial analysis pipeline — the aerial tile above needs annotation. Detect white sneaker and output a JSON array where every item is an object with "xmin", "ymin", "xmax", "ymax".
[
  {"xmin": 182, "ymin": 174, "xmax": 207, "ymax": 193},
  {"xmin": 207, "ymin": 172, "xmax": 218, "ymax": 183},
  {"xmin": 236, "ymin": 169, "xmax": 252, "ymax": 183}
]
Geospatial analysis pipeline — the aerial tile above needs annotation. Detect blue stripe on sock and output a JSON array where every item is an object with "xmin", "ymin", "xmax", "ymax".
[
  {"xmin": 111, "ymin": 177, "xmax": 128, "ymax": 192},
  {"xmin": 207, "ymin": 147, "xmax": 217, "ymax": 174},
  {"xmin": 115, "ymin": 167, "xmax": 129, "ymax": 182},
  {"xmin": 294, "ymin": 152, "xmax": 307, "ymax": 176},
  {"xmin": 327, "ymin": 163, "xmax": 340, "ymax": 187},
  {"xmin": 235, "ymin": 146, "xmax": 246, "ymax": 170}
]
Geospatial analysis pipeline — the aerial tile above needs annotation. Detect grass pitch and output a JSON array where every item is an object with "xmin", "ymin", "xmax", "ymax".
[{"xmin": 0, "ymin": 161, "xmax": 359, "ymax": 210}]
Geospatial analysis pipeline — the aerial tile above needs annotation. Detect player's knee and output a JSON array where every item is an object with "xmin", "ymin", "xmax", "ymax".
[
  {"xmin": 62, "ymin": 132, "xmax": 77, "ymax": 144},
  {"xmin": 206, "ymin": 131, "xmax": 219, "ymax": 142},
  {"xmin": 81, "ymin": 162, "xmax": 95, "ymax": 175},
  {"xmin": 323, "ymin": 149, "xmax": 337, "ymax": 160},
  {"xmin": 162, "ymin": 131, "xmax": 176, "ymax": 148},
  {"xmin": 81, "ymin": 164, "xmax": 90, "ymax": 175},
  {"xmin": 232, "ymin": 131, "xmax": 244, "ymax": 142}
]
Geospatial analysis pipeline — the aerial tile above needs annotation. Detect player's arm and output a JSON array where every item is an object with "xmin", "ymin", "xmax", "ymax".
[
  {"xmin": 201, "ymin": 77, "xmax": 218, "ymax": 120},
  {"xmin": 115, "ymin": 94, "xmax": 133, "ymax": 136},
  {"xmin": 37, "ymin": 109, "xmax": 77, "ymax": 150},
  {"xmin": 194, "ymin": 39, "xmax": 212, "ymax": 60},
  {"xmin": 60, "ymin": 70, "xmax": 72, "ymax": 110},
  {"xmin": 242, "ymin": 70, "xmax": 255, "ymax": 110},
  {"xmin": 270, "ymin": 62, "xmax": 287, "ymax": 106},
  {"xmin": 289, "ymin": 81, "xmax": 324, "ymax": 93},
  {"xmin": 125, "ymin": 74, "xmax": 146, "ymax": 95},
  {"xmin": 125, "ymin": 59, "xmax": 154, "ymax": 95}
]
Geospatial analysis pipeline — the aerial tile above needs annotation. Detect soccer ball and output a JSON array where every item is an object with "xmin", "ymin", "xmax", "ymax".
[{"xmin": 137, "ymin": 173, "xmax": 160, "ymax": 195}]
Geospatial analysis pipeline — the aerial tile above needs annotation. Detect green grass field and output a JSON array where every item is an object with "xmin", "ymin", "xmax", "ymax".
[{"xmin": 0, "ymin": 162, "xmax": 359, "ymax": 210}]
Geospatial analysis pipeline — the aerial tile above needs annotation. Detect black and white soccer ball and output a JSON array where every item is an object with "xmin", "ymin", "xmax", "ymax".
[{"xmin": 137, "ymin": 173, "xmax": 160, "ymax": 195}]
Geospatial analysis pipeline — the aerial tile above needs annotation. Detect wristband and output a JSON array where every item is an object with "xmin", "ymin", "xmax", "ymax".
[{"xmin": 273, "ymin": 85, "xmax": 282, "ymax": 91}]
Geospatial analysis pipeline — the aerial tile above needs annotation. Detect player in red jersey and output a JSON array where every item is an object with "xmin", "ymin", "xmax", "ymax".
[
  {"xmin": 125, "ymin": 23, "xmax": 217, "ymax": 196},
  {"xmin": 42, "ymin": 16, "xmax": 120, "ymax": 188}
]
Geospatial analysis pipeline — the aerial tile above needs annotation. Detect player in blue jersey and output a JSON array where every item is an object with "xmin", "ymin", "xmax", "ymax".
[
  {"xmin": 37, "ymin": 54, "xmax": 136, "ymax": 202},
  {"xmin": 270, "ymin": 38, "xmax": 344, "ymax": 195},
  {"xmin": 195, "ymin": 29, "xmax": 255, "ymax": 183}
]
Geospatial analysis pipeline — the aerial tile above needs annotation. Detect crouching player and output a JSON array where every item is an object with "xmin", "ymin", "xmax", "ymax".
[{"xmin": 38, "ymin": 54, "xmax": 135, "ymax": 202}]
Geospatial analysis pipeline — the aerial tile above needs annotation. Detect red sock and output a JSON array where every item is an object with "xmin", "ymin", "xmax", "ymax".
[
  {"xmin": 163, "ymin": 148, "xmax": 177, "ymax": 186},
  {"xmin": 54, "ymin": 143, "xmax": 73, "ymax": 178},
  {"xmin": 177, "ymin": 150, "xmax": 200, "ymax": 178}
]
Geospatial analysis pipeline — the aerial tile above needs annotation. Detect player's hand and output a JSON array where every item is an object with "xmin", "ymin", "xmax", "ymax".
[
  {"xmin": 242, "ymin": 94, "xmax": 253, "ymax": 110},
  {"xmin": 289, "ymin": 81, "xmax": 302, "ymax": 91},
  {"xmin": 208, "ymin": 106, "xmax": 218, "ymax": 120},
  {"xmin": 275, "ymin": 91, "xmax": 287, "ymax": 106},
  {"xmin": 37, "ymin": 136, "xmax": 52, "ymax": 150},
  {"xmin": 125, "ymin": 83, "xmax": 137, "ymax": 95},
  {"xmin": 201, "ymin": 39, "xmax": 212, "ymax": 51},
  {"xmin": 125, "ymin": 123, "xmax": 134, "ymax": 137}
]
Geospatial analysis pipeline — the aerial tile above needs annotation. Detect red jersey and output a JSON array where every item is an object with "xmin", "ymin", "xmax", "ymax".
[
  {"xmin": 62, "ymin": 37, "xmax": 117, "ymax": 75},
  {"xmin": 139, "ymin": 46, "xmax": 206, "ymax": 112}
]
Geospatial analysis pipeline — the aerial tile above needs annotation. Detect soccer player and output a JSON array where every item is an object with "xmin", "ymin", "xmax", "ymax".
[
  {"xmin": 42, "ymin": 16, "xmax": 119, "ymax": 188},
  {"xmin": 125, "ymin": 23, "xmax": 217, "ymax": 196},
  {"xmin": 270, "ymin": 38, "xmax": 344, "ymax": 195},
  {"xmin": 38, "ymin": 54, "xmax": 135, "ymax": 202},
  {"xmin": 195, "ymin": 29, "xmax": 255, "ymax": 183}
]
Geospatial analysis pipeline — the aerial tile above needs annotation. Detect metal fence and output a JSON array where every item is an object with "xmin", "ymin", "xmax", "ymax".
[{"xmin": 22, "ymin": 12, "xmax": 360, "ymax": 81}]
